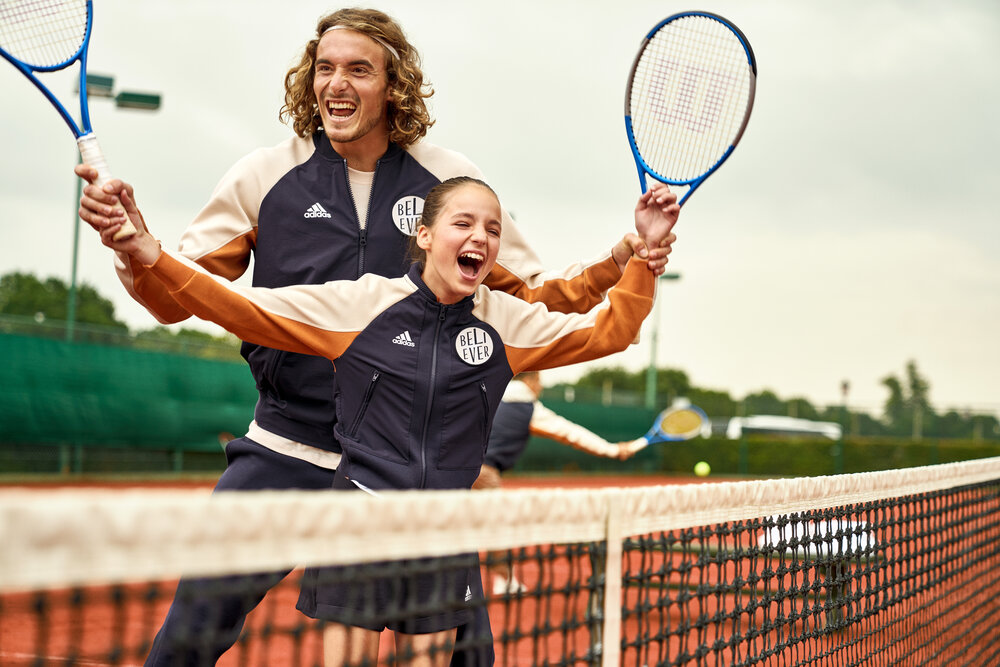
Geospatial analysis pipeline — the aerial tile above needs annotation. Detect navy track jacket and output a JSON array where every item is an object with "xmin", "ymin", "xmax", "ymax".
[{"xmin": 141, "ymin": 253, "xmax": 655, "ymax": 491}]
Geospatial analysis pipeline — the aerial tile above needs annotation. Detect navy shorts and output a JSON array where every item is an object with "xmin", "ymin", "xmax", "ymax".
[
  {"xmin": 296, "ymin": 554, "xmax": 478, "ymax": 634},
  {"xmin": 296, "ymin": 468, "xmax": 478, "ymax": 634}
]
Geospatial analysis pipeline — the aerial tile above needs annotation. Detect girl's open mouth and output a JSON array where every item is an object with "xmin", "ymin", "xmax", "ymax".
[{"xmin": 458, "ymin": 251, "xmax": 485, "ymax": 279}]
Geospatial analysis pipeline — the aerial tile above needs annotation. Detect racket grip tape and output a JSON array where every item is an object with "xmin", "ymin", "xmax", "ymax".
[{"xmin": 77, "ymin": 134, "xmax": 137, "ymax": 240}]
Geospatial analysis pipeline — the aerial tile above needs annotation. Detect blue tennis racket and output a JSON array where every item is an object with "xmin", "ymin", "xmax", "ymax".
[
  {"xmin": 0, "ymin": 0, "xmax": 136, "ymax": 239},
  {"xmin": 643, "ymin": 404, "xmax": 709, "ymax": 444},
  {"xmin": 625, "ymin": 11, "xmax": 756, "ymax": 205}
]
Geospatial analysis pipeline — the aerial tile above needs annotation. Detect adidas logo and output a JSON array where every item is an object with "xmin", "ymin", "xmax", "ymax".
[
  {"xmin": 303, "ymin": 202, "xmax": 332, "ymax": 219},
  {"xmin": 392, "ymin": 331, "xmax": 415, "ymax": 347},
  {"xmin": 465, "ymin": 585, "xmax": 473, "ymax": 602}
]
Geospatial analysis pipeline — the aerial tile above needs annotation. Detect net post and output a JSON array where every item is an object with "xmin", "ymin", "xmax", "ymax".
[{"xmin": 600, "ymin": 493, "xmax": 624, "ymax": 667}]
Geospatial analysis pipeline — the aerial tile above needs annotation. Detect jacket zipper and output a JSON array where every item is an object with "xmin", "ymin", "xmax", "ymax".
[
  {"xmin": 348, "ymin": 370, "xmax": 381, "ymax": 437},
  {"xmin": 419, "ymin": 305, "xmax": 447, "ymax": 488},
  {"xmin": 355, "ymin": 159, "xmax": 381, "ymax": 277},
  {"xmin": 358, "ymin": 228, "xmax": 367, "ymax": 276}
]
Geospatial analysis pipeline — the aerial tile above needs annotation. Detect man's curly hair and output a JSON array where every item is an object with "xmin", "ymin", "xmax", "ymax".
[{"xmin": 280, "ymin": 8, "xmax": 434, "ymax": 147}]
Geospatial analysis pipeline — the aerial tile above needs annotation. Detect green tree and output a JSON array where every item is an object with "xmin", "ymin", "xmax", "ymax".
[
  {"xmin": 786, "ymin": 397, "xmax": 821, "ymax": 420},
  {"xmin": 852, "ymin": 411, "xmax": 888, "ymax": 437},
  {"xmin": 881, "ymin": 360, "xmax": 934, "ymax": 439},
  {"xmin": 133, "ymin": 325, "xmax": 241, "ymax": 359},
  {"xmin": 0, "ymin": 271, "xmax": 125, "ymax": 329},
  {"xmin": 937, "ymin": 410, "xmax": 971, "ymax": 439},
  {"xmin": 975, "ymin": 415, "xmax": 1000, "ymax": 441},
  {"xmin": 576, "ymin": 366, "xmax": 642, "ymax": 393},
  {"xmin": 881, "ymin": 374, "xmax": 907, "ymax": 435},
  {"xmin": 687, "ymin": 387, "xmax": 737, "ymax": 418},
  {"xmin": 905, "ymin": 360, "xmax": 932, "ymax": 438},
  {"xmin": 655, "ymin": 368, "xmax": 692, "ymax": 404},
  {"xmin": 743, "ymin": 389, "xmax": 785, "ymax": 416},
  {"xmin": 574, "ymin": 365, "xmax": 699, "ymax": 408}
]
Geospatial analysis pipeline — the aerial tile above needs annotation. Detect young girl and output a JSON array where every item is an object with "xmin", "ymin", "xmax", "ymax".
[{"xmin": 95, "ymin": 176, "xmax": 678, "ymax": 665}]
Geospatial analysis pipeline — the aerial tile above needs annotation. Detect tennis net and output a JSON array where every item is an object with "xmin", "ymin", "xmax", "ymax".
[{"xmin": 3, "ymin": 456, "xmax": 1000, "ymax": 666}]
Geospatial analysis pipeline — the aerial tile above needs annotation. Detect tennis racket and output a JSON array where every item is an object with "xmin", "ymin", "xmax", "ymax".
[
  {"xmin": 0, "ymin": 0, "xmax": 136, "ymax": 239},
  {"xmin": 643, "ymin": 404, "xmax": 709, "ymax": 444},
  {"xmin": 625, "ymin": 11, "xmax": 756, "ymax": 205}
]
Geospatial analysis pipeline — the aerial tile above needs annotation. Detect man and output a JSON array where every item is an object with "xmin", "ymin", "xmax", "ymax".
[
  {"xmin": 474, "ymin": 371, "xmax": 649, "ymax": 594},
  {"xmin": 77, "ymin": 8, "xmax": 676, "ymax": 666}
]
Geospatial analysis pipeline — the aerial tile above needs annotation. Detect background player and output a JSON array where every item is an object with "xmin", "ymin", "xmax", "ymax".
[{"xmin": 474, "ymin": 371, "xmax": 649, "ymax": 594}]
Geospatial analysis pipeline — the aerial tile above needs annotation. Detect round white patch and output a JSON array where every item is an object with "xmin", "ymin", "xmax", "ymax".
[
  {"xmin": 455, "ymin": 327, "xmax": 494, "ymax": 366},
  {"xmin": 392, "ymin": 195, "xmax": 424, "ymax": 236}
]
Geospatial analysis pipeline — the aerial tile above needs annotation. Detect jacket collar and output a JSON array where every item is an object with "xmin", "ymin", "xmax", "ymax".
[
  {"xmin": 312, "ymin": 131, "xmax": 403, "ymax": 164},
  {"xmin": 406, "ymin": 263, "xmax": 476, "ymax": 313}
]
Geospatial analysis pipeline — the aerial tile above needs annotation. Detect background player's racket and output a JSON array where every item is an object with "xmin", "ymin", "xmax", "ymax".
[
  {"xmin": 643, "ymin": 404, "xmax": 709, "ymax": 444},
  {"xmin": 625, "ymin": 11, "xmax": 756, "ymax": 204},
  {"xmin": 0, "ymin": 0, "xmax": 135, "ymax": 239}
]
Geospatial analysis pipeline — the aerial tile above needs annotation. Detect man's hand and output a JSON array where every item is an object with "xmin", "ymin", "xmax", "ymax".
[
  {"xmin": 74, "ymin": 164, "xmax": 148, "ymax": 240},
  {"xmin": 635, "ymin": 183, "xmax": 680, "ymax": 249}
]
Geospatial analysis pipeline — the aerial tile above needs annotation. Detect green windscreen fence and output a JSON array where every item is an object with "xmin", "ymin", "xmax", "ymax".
[{"xmin": 1, "ymin": 333, "xmax": 256, "ymax": 470}]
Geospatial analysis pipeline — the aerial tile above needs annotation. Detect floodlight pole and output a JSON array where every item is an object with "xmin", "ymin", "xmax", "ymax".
[
  {"xmin": 644, "ymin": 272, "xmax": 681, "ymax": 410},
  {"xmin": 67, "ymin": 74, "xmax": 161, "ymax": 341}
]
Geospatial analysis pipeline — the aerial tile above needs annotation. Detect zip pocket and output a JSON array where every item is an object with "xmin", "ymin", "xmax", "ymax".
[
  {"xmin": 348, "ymin": 369, "xmax": 381, "ymax": 437},
  {"xmin": 479, "ymin": 380, "xmax": 491, "ymax": 446},
  {"xmin": 249, "ymin": 347, "xmax": 288, "ymax": 407}
]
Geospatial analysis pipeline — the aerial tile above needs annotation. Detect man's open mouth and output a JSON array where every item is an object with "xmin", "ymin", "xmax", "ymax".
[{"xmin": 327, "ymin": 100, "xmax": 356, "ymax": 118}]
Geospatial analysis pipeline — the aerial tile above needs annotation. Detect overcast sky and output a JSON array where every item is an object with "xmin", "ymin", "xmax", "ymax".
[{"xmin": 1, "ymin": 0, "xmax": 998, "ymax": 416}]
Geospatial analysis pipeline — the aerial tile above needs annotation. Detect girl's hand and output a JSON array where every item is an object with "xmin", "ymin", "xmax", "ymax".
[{"xmin": 612, "ymin": 231, "xmax": 676, "ymax": 276}]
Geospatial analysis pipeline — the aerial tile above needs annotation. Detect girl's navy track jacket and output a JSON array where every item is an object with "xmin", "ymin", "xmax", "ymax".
[{"xmin": 139, "ymin": 252, "xmax": 655, "ymax": 491}]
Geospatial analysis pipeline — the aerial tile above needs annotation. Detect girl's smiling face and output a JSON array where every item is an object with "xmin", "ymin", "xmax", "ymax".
[{"xmin": 416, "ymin": 182, "xmax": 502, "ymax": 304}]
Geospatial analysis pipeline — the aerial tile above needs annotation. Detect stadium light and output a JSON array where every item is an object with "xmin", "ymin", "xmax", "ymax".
[
  {"xmin": 114, "ymin": 91, "xmax": 162, "ymax": 111},
  {"xmin": 645, "ymin": 272, "xmax": 681, "ymax": 410},
  {"xmin": 84, "ymin": 74, "xmax": 114, "ymax": 98},
  {"xmin": 67, "ymin": 75, "xmax": 161, "ymax": 342}
]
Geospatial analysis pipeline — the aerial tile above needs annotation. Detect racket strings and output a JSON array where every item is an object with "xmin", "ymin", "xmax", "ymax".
[
  {"xmin": 0, "ymin": 0, "xmax": 88, "ymax": 67},
  {"xmin": 639, "ymin": 28, "xmax": 742, "ymax": 177},
  {"xmin": 630, "ymin": 15, "xmax": 753, "ymax": 182},
  {"xmin": 638, "ymin": 22, "xmax": 742, "ymax": 173},
  {"xmin": 659, "ymin": 409, "xmax": 704, "ymax": 438}
]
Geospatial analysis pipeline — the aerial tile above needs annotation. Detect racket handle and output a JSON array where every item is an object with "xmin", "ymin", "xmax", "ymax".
[{"xmin": 77, "ymin": 134, "xmax": 137, "ymax": 240}]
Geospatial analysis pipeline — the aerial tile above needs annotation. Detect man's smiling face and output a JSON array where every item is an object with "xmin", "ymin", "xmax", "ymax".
[{"xmin": 312, "ymin": 28, "xmax": 392, "ymax": 149}]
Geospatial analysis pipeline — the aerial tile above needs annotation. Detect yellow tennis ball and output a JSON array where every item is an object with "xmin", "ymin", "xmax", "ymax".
[{"xmin": 694, "ymin": 461, "xmax": 711, "ymax": 477}]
